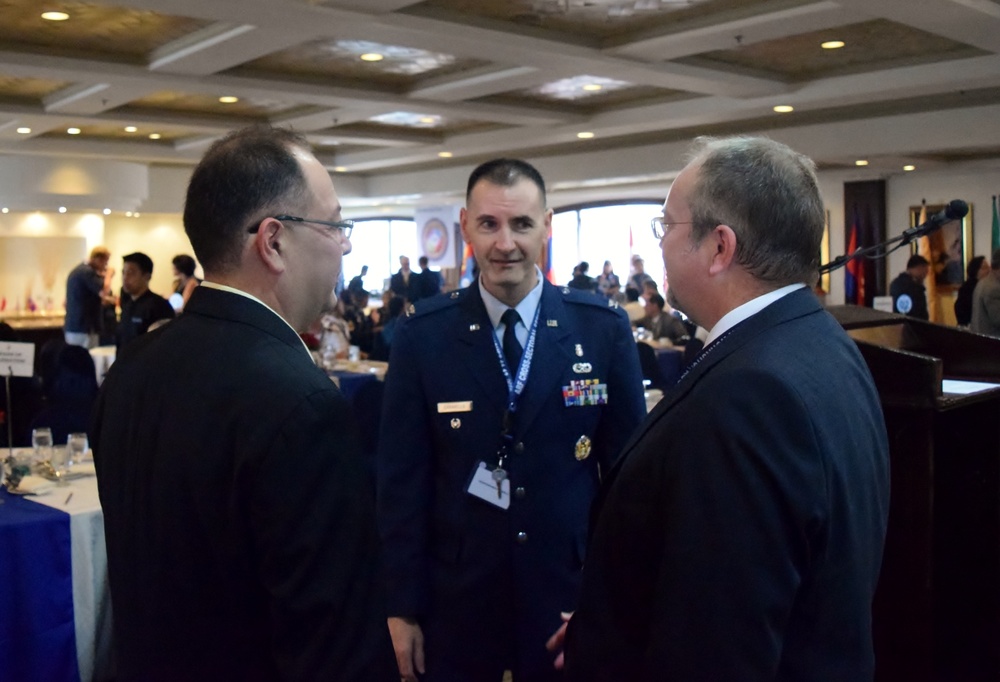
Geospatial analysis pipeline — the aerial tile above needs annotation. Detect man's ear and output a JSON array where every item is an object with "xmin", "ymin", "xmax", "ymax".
[
  {"xmin": 459, "ymin": 207, "xmax": 471, "ymax": 244},
  {"xmin": 253, "ymin": 217, "xmax": 287, "ymax": 274},
  {"xmin": 707, "ymin": 224, "xmax": 738, "ymax": 276}
]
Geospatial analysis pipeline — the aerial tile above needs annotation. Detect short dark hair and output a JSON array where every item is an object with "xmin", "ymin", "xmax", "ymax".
[
  {"xmin": 466, "ymin": 158, "xmax": 546, "ymax": 205},
  {"xmin": 172, "ymin": 254, "xmax": 197, "ymax": 278},
  {"xmin": 123, "ymin": 252, "xmax": 154, "ymax": 276},
  {"xmin": 907, "ymin": 254, "xmax": 929, "ymax": 269},
  {"xmin": 183, "ymin": 125, "xmax": 311, "ymax": 274},
  {"xmin": 387, "ymin": 296, "xmax": 406, "ymax": 318},
  {"xmin": 578, "ymin": 261, "xmax": 589, "ymax": 274},
  {"xmin": 625, "ymin": 288, "xmax": 640, "ymax": 302},
  {"xmin": 418, "ymin": 256, "xmax": 429, "ymax": 267},
  {"xmin": 648, "ymin": 293, "xmax": 665, "ymax": 309},
  {"xmin": 966, "ymin": 256, "xmax": 986, "ymax": 280},
  {"xmin": 686, "ymin": 136, "xmax": 825, "ymax": 287}
]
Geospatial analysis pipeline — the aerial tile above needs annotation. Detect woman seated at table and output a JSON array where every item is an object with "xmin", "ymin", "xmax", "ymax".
[
  {"xmin": 169, "ymin": 254, "xmax": 201, "ymax": 312},
  {"xmin": 638, "ymin": 293, "xmax": 688, "ymax": 345}
]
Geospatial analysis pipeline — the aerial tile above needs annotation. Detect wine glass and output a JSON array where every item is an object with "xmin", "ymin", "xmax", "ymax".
[
  {"xmin": 31, "ymin": 427, "xmax": 53, "ymax": 467},
  {"xmin": 67, "ymin": 432, "xmax": 89, "ymax": 467},
  {"xmin": 50, "ymin": 445, "xmax": 70, "ymax": 487}
]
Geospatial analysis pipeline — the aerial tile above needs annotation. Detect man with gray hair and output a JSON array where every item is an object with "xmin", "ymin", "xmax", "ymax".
[
  {"xmin": 971, "ymin": 247, "xmax": 1000, "ymax": 337},
  {"xmin": 551, "ymin": 136, "xmax": 890, "ymax": 681}
]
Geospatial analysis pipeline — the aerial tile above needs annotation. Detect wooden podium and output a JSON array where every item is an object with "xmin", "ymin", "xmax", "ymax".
[{"xmin": 829, "ymin": 306, "xmax": 1000, "ymax": 682}]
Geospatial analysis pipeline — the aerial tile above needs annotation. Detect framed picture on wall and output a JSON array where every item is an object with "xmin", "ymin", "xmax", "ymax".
[
  {"xmin": 819, "ymin": 209, "xmax": 831, "ymax": 295},
  {"xmin": 909, "ymin": 203, "xmax": 973, "ymax": 287}
]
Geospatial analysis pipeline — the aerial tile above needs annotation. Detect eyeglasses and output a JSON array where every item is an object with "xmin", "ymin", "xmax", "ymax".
[
  {"xmin": 650, "ymin": 217, "xmax": 694, "ymax": 240},
  {"xmin": 249, "ymin": 214, "xmax": 354, "ymax": 239}
]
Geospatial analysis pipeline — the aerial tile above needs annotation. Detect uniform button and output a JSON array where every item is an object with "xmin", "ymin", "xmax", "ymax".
[
  {"xmin": 514, "ymin": 486, "xmax": 526, "ymax": 499},
  {"xmin": 516, "ymin": 531, "xmax": 528, "ymax": 544},
  {"xmin": 514, "ymin": 442, "xmax": 525, "ymax": 455}
]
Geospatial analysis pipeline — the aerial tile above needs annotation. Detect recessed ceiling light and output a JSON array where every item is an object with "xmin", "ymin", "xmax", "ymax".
[
  {"xmin": 58, "ymin": 206, "xmax": 67, "ymax": 213},
  {"xmin": 773, "ymin": 105, "xmax": 794, "ymax": 113},
  {"xmin": 126, "ymin": 211, "xmax": 133, "ymax": 217},
  {"xmin": 821, "ymin": 40, "xmax": 845, "ymax": 49},
  {"xmin": 360, "ymin": 53, "xmax": 384, "ymax": 62},
  {"xmin": 148, "ymin": 133, "xmax": 161, "ymax": 140},
  {"xmin": 67, "ymin": 127, "xmax": 81, "ymax": 135},
  {"xmin": 437, "ymin": 151, "xmax": 453, "ymax": 158},
  {"xmin": 903, "ymin": 164, "xmax": 916, "ymax": 172},
  {"xmin": 577, "ymin": 131, "xmax": 595, "ymax": 139},
  {"xmin": 134, "ymin": 212, "xmax": 140, "ymax": 218},
  {"xmin": 1, "ymin": 208, "xmax": 8, "ymax": 214},
  {"xmin": 218, "ymin": 96, "xmax": 239, "ymax": 104},
  {"xmin": 16, "ymin": 127, "xmax": 31, "ymax": 134},
  {"xmin": 41, "ymin": 11, "xmax": 69, "ymax": 21},
  {"xmin": 124, "ymin": 126, "xmax": 137, "ymax": 133},
  {"xmin": 334, "ymin": 166, "xmax": 348, "ymax": 172},
  {"xmin": 103, "ymin": 208, "xmax": 111, "ymax": 215},
  {"xmin": 418, "ymin": 116, "xmax": 436, "ymax": 124},
  {"xmin": 582, "ymin": 83, "xmax": 603, "ymax": 92},
  {"xmin": 855, "ymin": 159, "xmax": 869, "ymax": 166}
]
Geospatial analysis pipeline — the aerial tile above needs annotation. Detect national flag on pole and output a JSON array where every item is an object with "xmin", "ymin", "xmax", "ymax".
[
  {"xmin": 0, "ymin": 297, "xmax": 5, "ymax": 312},
  {"xmin": 845, "ymin": 218, "xmax": 858, "ymax": 304},
  {"xmin": 544, "ymin": 232, "xmax": 556, "ymax": 284},
  {"xmin": 458, "ymin": 241, "xmax": 476, "ymax": 287},
  {"xmin": 917, "ymin": 200, "xmax": 938, "ymax": 322},
  {"xmin": 992, "ymin": 195, "xmax": 999, "ymax": 254}
]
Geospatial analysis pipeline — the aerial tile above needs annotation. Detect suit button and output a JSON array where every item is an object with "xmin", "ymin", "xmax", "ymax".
[
  {"xmin": 514, "ymin": 486, "xmax": 526, "ymax": 499},
  {"xmin": 514, "ymin": 442, "xmax": 525, "ymax": 455},
  {"xmin": 516, "ymin": 531, "xmax": 528, "ymax": 544}
]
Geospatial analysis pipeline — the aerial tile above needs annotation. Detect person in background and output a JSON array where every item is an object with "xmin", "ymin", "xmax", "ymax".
[
  {"xmin": 348, "ymin": 264, "xmax": 369, "ymax": 298},
  {"xmin": 595, "ymin": 260, "xmax": 620, "ymax": 298},
  {"xmin": 92, "ymin": 125, "xmax": 396, "ymax": 681},
  {"xmin": 418, "ymin": 255, "xmax": 443, "ymax": 300},
  {"xmin": 626, "ymin": 254, "xmax": 654, "ymax": 297},
  {"xmin": 115, "ymin": 252, "xmax": 175, "ymax": 351},
  {"xmin": 170, "ymin": 254, "xmax": 201, "ymax": 312},
  {"xmin": 378, "ymin": 157, "xmax": 645, "ymax": 682},
  {"xmin": 552, "ymin": 135, "xmax": 890, "ymax": 681},
  {"xmin": 954, "ymin": 255, "xmax": 989, "ymax": 327},
  {"xmin": 638, "ymin": 293, "xmax": 688, "ymax": 344},
  {"xmin": 370, "ymin": 295, "xmax": 406, "ymax": 362},
  {"xmin": 64, "ymin": 245, "xmax": 115, "ymax": 348},
  {"xmin": 889, "ymin": 254, "xmax": 930, "ymax": 319},
  {"xmin": 568, "ymin": 261, "xmax": 598, "ymax": 293},
  {"xmin": 623, "ymin": 287, "xmax": 645, "ymax": 325},
  {"xmin": 391, "ymin": 255, "xmax": 419, "ymax": 302},
  {"xmin": 971, "ymin": 248, "xmax": 1000, "ymax": 337},
  {"xmin": 343, "ymin": 288, "xmax": 375, "ymax": 355}
]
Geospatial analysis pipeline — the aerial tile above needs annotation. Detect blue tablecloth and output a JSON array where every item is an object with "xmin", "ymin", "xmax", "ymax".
[
  {"xmin": 0, "ymin": 489, "xmax": 80, "ymax": 682},
  {"xmin": 327, "ymin": 370, "xmax": 378, "ymax": 400},
  {"xmin": 654, "ymin": 347, "xmax": 685, "ymax": 388}
]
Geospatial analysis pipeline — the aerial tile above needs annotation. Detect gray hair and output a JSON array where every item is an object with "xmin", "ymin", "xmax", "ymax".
[{"xmin": 686, "ymin": 136, "xmax": 824, "ymax": 287}]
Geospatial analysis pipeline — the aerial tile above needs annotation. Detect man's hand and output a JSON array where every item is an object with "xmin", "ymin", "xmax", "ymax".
[
  {"xmin": 387, "ymin": 616, "xmax": 425, "ymax": 682},
  {"xmin": 545, "ymin": 611, "xmax": 573, "ymax": 670}
]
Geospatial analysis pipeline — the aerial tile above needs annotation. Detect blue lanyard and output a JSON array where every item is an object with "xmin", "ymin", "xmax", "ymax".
[{"xmin": 490, "ymin": 303, "xmax": 541, "ymax": 414}]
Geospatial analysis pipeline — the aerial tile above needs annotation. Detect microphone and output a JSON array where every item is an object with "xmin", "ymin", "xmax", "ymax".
[{"xmin": 903, "ymin": 199, "xmax": 969, "ymax": 241}]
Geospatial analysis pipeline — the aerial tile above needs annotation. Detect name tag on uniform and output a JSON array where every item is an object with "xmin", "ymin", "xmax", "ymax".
[
  {"xmin": 438, "ymin": 401, "xmax": 473, "ymax": 413},
  {"xmin": 467, "ymin": 461, "xmax": 509, "ymax": 510}
]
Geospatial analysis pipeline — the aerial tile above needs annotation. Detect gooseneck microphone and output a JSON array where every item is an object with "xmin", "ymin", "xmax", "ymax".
[{"xmin": 902, "ymin": 199, "xmax": 969, "ymax": 241}]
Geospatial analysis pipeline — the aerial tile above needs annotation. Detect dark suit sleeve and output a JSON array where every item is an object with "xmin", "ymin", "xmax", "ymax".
[
  {"xmin": 376, "ymin": 317, "xmax": 434, "ymax": 618},
  {"xmin": 248, "ymin": 387, "xmax": 395, "ymax": 682},
  {"xmin": 592, "ymin": 309, "xmax": 645, "ymax": 472}
]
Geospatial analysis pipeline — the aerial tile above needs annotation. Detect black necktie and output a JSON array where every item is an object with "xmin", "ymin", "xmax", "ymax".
[{"xmin": 501, "ymin": 308, "xmax": 523, "ymax": 371}]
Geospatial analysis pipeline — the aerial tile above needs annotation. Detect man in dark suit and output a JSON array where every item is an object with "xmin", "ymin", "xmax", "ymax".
[
  {"xmin": 115, "ymin": 251, "xmax": 174, "ymax": 350},
  {"xmin": 637, "ymin": 292, "xmax": 687, "ymax": 344},
  {"xmin": 417, "ymin": 255, "xmax": 443, "ymax": 299},
  {"xmin": 378, "ymin": 158, "xmax": 645, "ymax": 682},
  {"xmin": 92, "ymin": 126, "xmax": 396, "ymax": 681},
  {"xmin": 390, "ymin": 255, "xmax": 420, "ymax": 302},
  {"xmin": 551, "ymin": 136, "xmax": 890, "ymax": 681}
]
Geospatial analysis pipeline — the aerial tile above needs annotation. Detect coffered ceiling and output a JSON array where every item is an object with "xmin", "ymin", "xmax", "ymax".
[{"xmin": 0, "ymin": 0, "xmax": 998, "ymax": 205}]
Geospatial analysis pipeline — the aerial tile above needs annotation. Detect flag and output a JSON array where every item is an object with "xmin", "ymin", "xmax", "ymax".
[
  {"xmin": 992, "ymin": 195, "xmax": 999, "ymax": 255},
  {"xmin": 917, "ymin": 200, "xmax": 937, "ymax": 323},
  {"xmin": 845, "ymin": 218, "xmax": 858, "ymax": 304},
  {"xmin": 0, "ymin": 297, "xmax": 5, "ymax": 312},
  {"xmin": 544, "ymin": 232, "xmax": 556, "ymax": 284},
  {"xmin": 458, "ymin": 241, "xmax": 475, "ymax": 287}
]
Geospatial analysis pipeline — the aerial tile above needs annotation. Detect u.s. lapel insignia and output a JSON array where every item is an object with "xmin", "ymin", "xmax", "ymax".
[
  {"xmin": 547, "ymin": 319, "xmax": 558, "ymax": 327},
  {"xmin": 572, "ymin": 362, "xmax": 593, "ymax": 374},
  {"xmin": 575, "ymin": 344, "xmax": 584, "ymax": 357},
  {"xmin": 450, "ymin": 291, "xmax": 460, "ymax": 299},
  {"xmin": 574, "ymin": 435, "xmax": 592, "ymax": 461},
  {"xmin": 451, "ymin": 418, "xmax": 461, "ymax": 429},
  {"xmin": 469, "ymin": 323, "xmax": 480, "ymax": 331}
]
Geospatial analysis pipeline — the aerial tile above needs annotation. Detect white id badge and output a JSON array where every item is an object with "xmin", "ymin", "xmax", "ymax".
[{"xmin": 467, "ymin": 461, "xmax": 510, "ymax": 510}]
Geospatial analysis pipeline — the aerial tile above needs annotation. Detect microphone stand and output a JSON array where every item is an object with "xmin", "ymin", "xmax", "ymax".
[{"xmin": 820, "ymin": 221, "xmax": 936, "ymax": 275}]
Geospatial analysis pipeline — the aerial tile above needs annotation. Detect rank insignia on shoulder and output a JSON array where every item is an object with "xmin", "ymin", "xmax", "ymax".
[
  {"xmin": 575, "ymin": 435, "xmax": 592, "ymax": 461},
  {"xmin": 406, "ymin": 304, "xmax": 416, "ymax": 316},
  {"xmin": 607, "ymin": 299, "xmax": 619, "ymax": 308},
  {"xmin": 450, "ymin": 291, "xmax": 460, "ymax": 299},
  {"xmin": 469, "ymin": 323, "xmax": 480, "ymax": 331},
  {"xmin": 546, "ymin": 319, "xmax": 558, "ymax": 327},
  {"xmin": 572, "ymin": 362, "xmax": 593, "ymax": 374},
  {"xmin": 562, "ymin": 287, "xmax": 571, "ymax": 294}
]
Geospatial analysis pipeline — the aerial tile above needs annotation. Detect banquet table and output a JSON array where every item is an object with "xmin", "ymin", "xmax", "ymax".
[
  {"xmin": 325, "ymin": 360, "xmax": 387, "ymax": 400},
  {"xmin": 0, "ymin": 455, "xmax": 114, "ymax": 682},
  {"xmin": 654, "ymin": 346, "xmax": 685, "ymax": 388}
]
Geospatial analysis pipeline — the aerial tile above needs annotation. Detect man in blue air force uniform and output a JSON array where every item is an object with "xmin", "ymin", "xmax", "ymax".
[{"xmin": 378, "ymin": 158, "xmax": 646, "ymax": 682}]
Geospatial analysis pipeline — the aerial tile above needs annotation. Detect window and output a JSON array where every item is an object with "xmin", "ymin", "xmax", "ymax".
[{"xmin": 341, "ymin": 218, "xmax": 417, "ymax": 293}]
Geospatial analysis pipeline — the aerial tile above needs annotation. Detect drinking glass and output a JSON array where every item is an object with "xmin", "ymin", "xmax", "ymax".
[
  {"xmin": 50, "ymin": 446, "xmax": 70, "ymax": 486},
  {"xmin": 31, "ymin": 427, "xmax": 53, "ymax": 466},
  {"xmin": 67, "ymin": 432, "xmax": 89, "ymax": 466}
]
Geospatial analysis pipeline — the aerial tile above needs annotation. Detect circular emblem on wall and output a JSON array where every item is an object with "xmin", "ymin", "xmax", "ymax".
[
  {"xmin": 896, "ymin": 294, "xmax": 913, "ymax": 314},
  {"xmin": 421, "ymin": 217, "xmax": 449, "ymax": 261}
]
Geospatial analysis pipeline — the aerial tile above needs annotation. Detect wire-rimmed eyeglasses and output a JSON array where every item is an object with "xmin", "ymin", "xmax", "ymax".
[
  {"xmin": 248, "ymin": 214, "xmax": 354, "ymax": 239},
  {"xmin": 650, "ymin": 217, "xmax": 694, "ymax": 240}
]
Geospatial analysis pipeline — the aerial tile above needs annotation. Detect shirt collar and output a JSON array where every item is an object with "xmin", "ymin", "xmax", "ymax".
[
  {"xmin": 479, "ymin": 266, "xmax": 545, "ymax": 331},
  {"xmin": 200, "ymin": 281, "xmax": 313, "ymax": 358},
  {"xmin": 704, "ymin": 283, "xmax": 805, "ymax": 346}
]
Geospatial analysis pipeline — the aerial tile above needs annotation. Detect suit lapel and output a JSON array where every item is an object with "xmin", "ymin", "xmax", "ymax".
[{"xmin": 184, "ymin": 286, "xmax": 307, "ymax": 355}]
